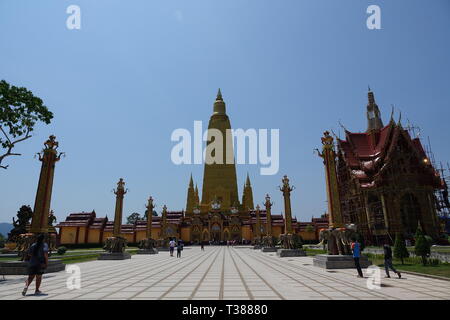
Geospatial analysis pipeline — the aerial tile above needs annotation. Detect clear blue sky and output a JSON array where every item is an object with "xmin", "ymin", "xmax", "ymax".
[{"xmin": 1, "ymin": 0, "xmax": 449, "ymax": 224}]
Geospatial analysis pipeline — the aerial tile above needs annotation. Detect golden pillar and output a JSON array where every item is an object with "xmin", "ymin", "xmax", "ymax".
[
  {"xmin": 264, "ymin": 194, "xmax": 273, "ymax": 236},
  {"xmin": 318, "ymin": 131, "xmax": 343, "ymax": 228},
  {"xmin": 280, "ymin": 175, "xmax": 294, "ymax": 234},
  {"xmin": 146, "ymin": 196, "xmax": 154, "ymax": 239},
  {"xmin": 255, "ymin": 204, "xmax": 261, "ymax": 240},
  {"xmin": 30, "ymin": 135, "xmax": 63, "ymax": 234},
  {"xmin": 113, "ymin": 178, "xmax": 127, "ymax": 237},
  {"xmin": 161, "ymin": 205, "xmax": 168, "ymax": 238}
]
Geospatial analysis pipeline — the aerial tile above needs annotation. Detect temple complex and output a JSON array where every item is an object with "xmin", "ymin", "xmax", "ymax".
[
  {"xmin": 57, "ymin": 90, "xmax": 325, "ymax": 245},
  {"xmin": 320, "ymin": 89, "xmax": 443, "ymax": 245}
]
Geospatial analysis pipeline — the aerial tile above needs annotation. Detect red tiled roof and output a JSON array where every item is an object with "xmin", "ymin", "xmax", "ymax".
[{"xmin": 338, "ymin": 123, "xmax": 435, "ymax": 188}]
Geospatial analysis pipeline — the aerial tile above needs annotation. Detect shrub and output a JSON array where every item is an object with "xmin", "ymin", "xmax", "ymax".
[
  {"xmin": 57, "ymin": 246, "xmax": 67, "ymax": 255},
  {"xmin": 429, "ymin": 258, "xmax": 440, "ymax": 266},
  {"xmin": 414, "ymin": 226, "xmax": 431, "ymax": 266},
  {"xmin": 393, "ymin": 233, "xmax": 409, "ymax": 264}
]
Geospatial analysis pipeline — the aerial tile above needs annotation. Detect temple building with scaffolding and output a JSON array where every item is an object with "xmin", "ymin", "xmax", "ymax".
[{"xmin": 327, "ymin": 90, "xmax": 444, "ymax": 245}]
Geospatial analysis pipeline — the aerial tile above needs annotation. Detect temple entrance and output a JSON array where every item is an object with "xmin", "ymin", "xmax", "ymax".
[
  {"xmin": 400, "ymin": 193, "xmax": 421, "ymax": 236},
  {"xmin": 223, "ymin": 230, "xmax": 230, "ymax": 241},
  {"xmin": 202, "ymin": 230, "xmax": 209, "ymax": 241},
  {"xmin": 191, "ymin": 226, "xmax": 201, "ymax": 243},
  {"xmin": 211, "ymin": 224, "xmax": 221, "ymax": 242},
  {"xmin": 230, "ymin": 225, "xmax": 240, "ymax": 241}
]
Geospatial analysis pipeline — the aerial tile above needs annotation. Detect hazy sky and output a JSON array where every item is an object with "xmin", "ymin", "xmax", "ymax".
[{"xmin": 1, "ymin": 0, "xmax": 449, "ymax": 224}]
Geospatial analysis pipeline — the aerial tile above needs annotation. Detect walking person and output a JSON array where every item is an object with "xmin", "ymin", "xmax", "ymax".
[
  {"xmin": 351, "ymin": 238, "xmax": 364, "ymax": 278},
  {"xmin": 200, "ymin": 241, "xmax": 204, "ymax": 251},
  {"xmin": 177, "ymin": 240, "xmax": 183, "ymax": 258},
  {"xmin": 22, "ymin": 234, "xmax": 48, "ymax": 296},
  {"xmin": 169, "ymin": 238, "xmax": 176, "ymax": 257},
  {"xmin": 383, "ymin": 243, "xmax": 401, "ymax": 278}
]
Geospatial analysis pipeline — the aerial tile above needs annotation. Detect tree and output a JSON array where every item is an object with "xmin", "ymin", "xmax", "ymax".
[
  {"xmin": 0, "ymin": 80, "xmax": 53, "ymax": 169},
  {"xmin": 144, "ymin": 209, "xmax": 158, "ymax": 219},
  {"xmin": 126, "ymin": 212, "xmax": 141, "ymax": 224},
  {"xmin": 0, "ymin": 233, "xmax": 5, "ymax": 248},
  {"xmin": 305, "ymin": 224, "xmax": 314, "ymax": 233},
  {"xmin": 393, "ymin": 233, "xmax": 409, "ymax": 264},
  {"xmin": 414, "ymin": 225, "xmax": 431, "ymax": 266},
  {"xmin": 8, "ymin": 205, "xmax": 33, "ymax": 242}
]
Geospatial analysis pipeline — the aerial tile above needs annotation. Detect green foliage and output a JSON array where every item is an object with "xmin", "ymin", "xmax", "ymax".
[
  {"xmin": 8, "ymin": 205, "xmax": 33, "ymax": 242},
  {"xmin": 393, "ymin": 233, "xmax": 409, "ymax": 264},
  {"xmin": 57, "ymin": 246, "xmax": 67, "ymax": 255},
  {"xmin": 0, "ymin": 233, "xmax": 5, "ymax": 248},
  {"xmin": 364, "ymin": 252, "xmax": 441, "ymax": 266},
  {"xmin": 304, "ymin": 224, "xmax": 314, "ymax": 233},
  {"xmin": 292, "ymin": 233, "xmax": 304, "ymax": 249},
  {"xmin": 415, "ymin": 226, "xmax": 431, "ymax": 265},
  {"xmin": 126, "ymin": 212, "xmax": 141, "ymax": 224},
  {"xmin": 0, "ymin": 80, "xmax": 53, "ymax": 169},
  {"xmin": 144, "ymin": 209, "xmax": 158, "ymax": 219}
]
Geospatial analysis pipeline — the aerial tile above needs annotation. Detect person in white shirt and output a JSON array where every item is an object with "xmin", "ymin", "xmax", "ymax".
[{"xmin": 169, "ymin": 238, "xmax": 176, "ymax": 257}]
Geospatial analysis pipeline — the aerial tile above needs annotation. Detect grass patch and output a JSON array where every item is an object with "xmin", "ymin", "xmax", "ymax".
[
  {"xmin": 366, "ymin": 245, "xmax": 450, "ymax": 253},
  {"xmin": 364, "ymin": 253, "xmax": 450, "ymax": 279},
  {"xmin": 304, "ymin": 248, "xmax": 327, "ymax": 256}
]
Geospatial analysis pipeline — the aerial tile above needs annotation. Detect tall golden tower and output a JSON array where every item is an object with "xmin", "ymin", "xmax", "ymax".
[
  {"xmin": 201, "ymin": 89, "xmax": 239, "ymax": 212},
  {"xmin": 280, "ymin": 175, "xmax": 294, "ymax": 234},
  {"xmin": 30, "ymin": 135, "xmax": 63, "ymax": 234},
  {"xmin": 194, "ymin": 184, "xmax": 200, "ymax": 208},
  {"xmin": 242, "ymin": 173, "xmax": 255, "ymax": 211},
  {"xmin": 318, "ymin": 131, "xmax": 343, "ymax": 228},
  {"xmin": 185, "ymin": 174, "xmax": 196, "ymax": 215}
]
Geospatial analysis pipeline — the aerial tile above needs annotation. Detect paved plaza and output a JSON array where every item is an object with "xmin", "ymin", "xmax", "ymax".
[{"xmin": 1, "ymin": 246, "xmax": 449, "ymax": 300}]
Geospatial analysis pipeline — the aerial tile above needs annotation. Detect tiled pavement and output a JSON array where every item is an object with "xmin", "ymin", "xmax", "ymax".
[{"xmin": 1, "ymin": 246, "xmax": 449, "ymax": 300}]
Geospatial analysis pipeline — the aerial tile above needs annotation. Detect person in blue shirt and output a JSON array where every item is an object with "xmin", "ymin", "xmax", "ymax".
[{"xmin": 351, "ymin": 238, "xmax": 364, "ymax": 278}]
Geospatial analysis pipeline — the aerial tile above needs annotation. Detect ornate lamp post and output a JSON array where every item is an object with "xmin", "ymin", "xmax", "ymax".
[
  {"xmin": 98, "ymin": 178, "xmax": 131, "ymax": 260},
  {"xmin": 317, "ymin": 131, "xmax": 343, "ymax": 228},
  {"xmin": 264, "ymin": 194, "xmax": 273, "ymax": 237},
  {"xmin": 17, "ymin": 136, "xmax": 63, "ymax": 257},
  {"xmin": 279, "ymin": 175, "xmax": 295, "ymax": 234},
  {"xmin": 254, "ymin": 204, "xmax": 262, "ymax": 245},
  {"xmin": 137, "ymin": 196, "xmax": 158, "ymax": 254}
]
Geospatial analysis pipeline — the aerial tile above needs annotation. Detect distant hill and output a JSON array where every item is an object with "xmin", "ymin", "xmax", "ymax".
[{"xmin": 0, "ymin": 223, "xmax": 13, "ymax": 237}]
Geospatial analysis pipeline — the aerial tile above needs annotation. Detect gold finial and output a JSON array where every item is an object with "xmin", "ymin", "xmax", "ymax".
[
  {"xmin": 44, "ymin": 135, "xmax": 58, "ymax": 150},
  {"xmin": 216, "ymin": 88, "xmax": 223, "ymax": 101}
]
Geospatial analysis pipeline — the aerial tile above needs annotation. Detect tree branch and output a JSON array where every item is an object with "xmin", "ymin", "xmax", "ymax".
[
  {"xmin": 11, "ymin": 127, "xmax": 32, "ymax": 145},
  {"xmin": 0, "ymin": 128, "xmax": 30, "ymax": 169},
  {"xmin": 0, "ymin": 126, "xmax": 12, "ymax": 145}
]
